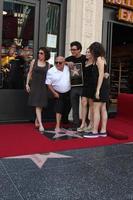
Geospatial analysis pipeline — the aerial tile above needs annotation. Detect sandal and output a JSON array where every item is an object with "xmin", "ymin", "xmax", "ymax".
[
  {"xmin": 77, "ymin": 126, "xmax": 87, "ymax": 132},
  {"xmin": 39, "ymin": 126, "xmax": 44, "ymax": 133},
  {"xmin": 84, "ymin": 126, "xmax": 92, "ymax": 132}
]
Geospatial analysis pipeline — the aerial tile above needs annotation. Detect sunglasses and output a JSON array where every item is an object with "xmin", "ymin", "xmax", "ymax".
[
  {"xmin": 55, "ymin": 61, "xmax": 63, "ymax": 65},
  {"xmin": 70, "ymin": 48, "xmax": 78, "ymax": 51},
  {"xmin": 38, "ymin": 52, "xmax": 44, "ymax": 55}
]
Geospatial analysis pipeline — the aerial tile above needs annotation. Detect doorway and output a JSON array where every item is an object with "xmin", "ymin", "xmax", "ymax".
[
  {"xmin": 0, "ymin": 0, "xmax": 39, "ymax": 122},
  {"xmin": 110, "ymin": 22, "xmax": 133, "ymax": 103}
]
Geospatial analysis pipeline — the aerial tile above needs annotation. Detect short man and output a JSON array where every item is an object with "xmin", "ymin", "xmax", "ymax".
[
  {"xmin": 45, "ymin": 56, "xmax": 71, "ymax": 131},
  {"xmin": 65, "ymin": 41, "xmax": 86, "ymax": 128}
]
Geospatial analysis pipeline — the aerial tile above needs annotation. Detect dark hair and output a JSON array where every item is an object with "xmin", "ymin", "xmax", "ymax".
[
  {"xmin": 89, "ymin": 42, "xmax": 105, "ymax": 61},
  {"xmin": 38, "ymin": 47, "xmax": 50, "ymax": 60},
  {"xmin": 70, "ymin": 41, "xmax": 82, "ymax": 51}
]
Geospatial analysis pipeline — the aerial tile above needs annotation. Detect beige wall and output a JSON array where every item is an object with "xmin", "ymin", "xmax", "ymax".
[{"xmin": 65, "ymin": 0, "xmax": 103, "ymax": 56}]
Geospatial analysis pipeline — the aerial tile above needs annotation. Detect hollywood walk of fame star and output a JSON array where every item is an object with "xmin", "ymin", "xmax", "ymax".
[
  {"xmin": 44, "ymin": 129, "xmax": 82, "ymax": 139},
  {"xmin": 71, "ymin": 65, "xmax": 80, "ymax": 76},
  {"xmin": 63, "ymin": 129, "xmax": 82, "ymax": 138},
  {"xmin": 4, "ymin": 153, "xmax": 72, "ymax": 169}
]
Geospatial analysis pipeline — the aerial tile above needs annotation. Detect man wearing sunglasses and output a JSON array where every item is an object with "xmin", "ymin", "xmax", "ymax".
[
  {"xmin": 65, "ymin": 41, "xmax": 86, "ymax": 129},
  {"xmin": 45, "ymin": 56, "xmax": 71, "ymax": 132}
]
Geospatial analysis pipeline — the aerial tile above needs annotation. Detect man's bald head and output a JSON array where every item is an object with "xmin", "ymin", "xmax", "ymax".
[
  {"xmin": 55, "ymin": 56, "xmax": 65, "ymax": 62},
  {"xmin": 55, "ymin": 56, "xmax": 65, "ymax": 71}
]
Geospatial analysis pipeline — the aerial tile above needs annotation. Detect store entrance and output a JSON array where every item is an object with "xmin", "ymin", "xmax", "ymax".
[
  {"xmin": 110, "ymin": 22, "xmax": 133, "ymax": 104},
  {"xmin": 0, "ymin": 0, "xmax": 67, "ymax": 122}
]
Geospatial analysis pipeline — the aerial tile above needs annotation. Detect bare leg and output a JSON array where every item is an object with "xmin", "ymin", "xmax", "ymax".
[
  {"xmin": 87, "ymin": 98, "xmax": 94, "ymax": 129},
  {"xmin": 100, "ymin": 103, "xmax": 108, "ymax": 133},
  {"xmin": 35, "ymin": 107, "xmax": 44, "ymax": 130},
  {"xmin": 92, "ymin": 102, "xmax": 101, "ymax": 133},
  {"xmin": 55, "ymin": 113, "xmax": 62, "ymax": 130},
  {"xmin": 35, "ymin": 117, "xmax": 39, "ymax": 128},
  {"xmin": 80, "ymin": 97, "xmax": 88, "ymax": 128}
]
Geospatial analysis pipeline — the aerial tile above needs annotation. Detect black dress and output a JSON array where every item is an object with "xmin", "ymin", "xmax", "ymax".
[
  {"xmin": 82, "ymin": 64, "xmax": 95, "ymax": 98},
  {"xmin": 92, "ymin": 63, "xmax": 110, "ymax": 102},
  {"xmin": 28, "ymin": 60, "xmax": 49, "ymax": 108}
]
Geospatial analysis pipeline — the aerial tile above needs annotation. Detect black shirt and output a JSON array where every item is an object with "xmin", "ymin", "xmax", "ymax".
[
  {"xmin": 65, "ymin": 54, "xmax": 86, "ymax": 87},
  {"xmin": 65, "ymin": 54, "xmax": 86, "ymax": 69}
]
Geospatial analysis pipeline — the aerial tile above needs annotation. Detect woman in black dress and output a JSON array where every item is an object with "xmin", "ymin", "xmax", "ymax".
[
  {"xmin": 84, "ymin": 42, "xmax": 109, "ymax": 138},
  {"xmin": 26, "ymin": 47, "xmax": 50, "ymax": 132},
  {"xmin": 77, "ymin": 48, "xmax": 94, "ymax": 132}
]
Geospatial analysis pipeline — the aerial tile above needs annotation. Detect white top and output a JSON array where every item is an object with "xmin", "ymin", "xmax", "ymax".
[{"xmin": 45, "ymin": 65, "xmax": 71, "ymax": 93}]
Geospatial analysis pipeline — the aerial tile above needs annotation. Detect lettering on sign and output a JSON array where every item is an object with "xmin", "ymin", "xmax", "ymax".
[
  {"xmin": 118, "ymin": 8, "xmax": 133, "ymax": 23},
  {"xmin": 105, "ymin": 0, "xmax": 133, "ymax": 10}
]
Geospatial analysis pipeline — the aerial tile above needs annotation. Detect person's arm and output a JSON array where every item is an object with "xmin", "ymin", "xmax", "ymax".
[
  {"xmin": 47, "ymin": 85, "xmax": 59, "ymax": 98},
  {"xmin": 103, "ymin": 58, "xmax": 109, "ymax": 79},
  {"xmin": 95, "ymin": 57, "xmax": 105, "ymax": 99},
  {"xmin": 104, "ymin": 72, "xmax": 109, "ymax": 79},
  {"xmin": 45, "ymin": 69, "xmax": 59, "ymax": 98},
  {"xmin": 65, "ymin": 61, "xmax": 74, "ymax": 69},
  {"xmin": 26, "ymin": 59, "xmax": 35, "ymax": 93}
]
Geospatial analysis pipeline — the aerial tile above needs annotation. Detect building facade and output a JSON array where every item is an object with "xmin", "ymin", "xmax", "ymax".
[{"xmin": 65, "ymin": 0, "xmax": 103, "ymax": 56}]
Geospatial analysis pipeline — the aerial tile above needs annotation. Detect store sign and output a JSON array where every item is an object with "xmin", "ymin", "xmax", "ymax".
[
  {"xmin": 118, "ymin": 8, "xmax": 133, "ymax": 23},
  {"xmin": 105, "ymin": 0, "xmax": 133, "ymax": 23}
]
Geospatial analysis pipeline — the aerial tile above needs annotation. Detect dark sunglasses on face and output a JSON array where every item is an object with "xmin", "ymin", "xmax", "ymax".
[
  {"xmin": 55, "ymin": 61, "xmax": 63, "ymax": 65},
  {"xmin": 38, "ymin": 51, "xmax": 44, "ymax": 55}
]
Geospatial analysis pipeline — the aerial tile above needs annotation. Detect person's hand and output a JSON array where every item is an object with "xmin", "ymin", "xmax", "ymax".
[
  {"xmin": 66, "ymin": 62, "xmax": 74, "ymax": 68},
  {"xmin": 104, "ymin": 72, "xmax": 109, "ymax": 79},
  {"xmin": 95, "ymin": 90, "xmax": 100, "ymax": 99},
  {"xmin": 54, "ymin": 92, "xmax": 59, "ymax": 98},
  {"xmin": 26, "ymin": 84, "xmax": 30, "ymax": 93}
]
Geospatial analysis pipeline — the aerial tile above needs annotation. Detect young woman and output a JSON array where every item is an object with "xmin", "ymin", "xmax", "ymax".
[
  {"xmin": 77, "ymin": 48, "xmax": 94, "ymax": 132},
  {"xmin": 26, "ymin": 47, "xmax": 50, "ymax": 132},
  {"xmin": 84, "ymin": 42, "xmax": 110, "ymax": 138}
]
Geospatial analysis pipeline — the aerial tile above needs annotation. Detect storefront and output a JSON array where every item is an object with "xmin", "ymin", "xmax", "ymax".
[
  {"xmin": 103, "ymin": 0, "xmax": 133, "ymax": 106},
  {"xmin": 0, "ymin": 0, "xmax": 67, "ymax": 122}
]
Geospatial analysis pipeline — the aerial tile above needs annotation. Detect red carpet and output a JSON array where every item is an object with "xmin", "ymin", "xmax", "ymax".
[
  {"xmin": 107, "ymin": 94, "xmax": 133, "ymax": 140},
  {"xmin": 0, "ymin": 122, "xmax": 133, "ymax": 158}
]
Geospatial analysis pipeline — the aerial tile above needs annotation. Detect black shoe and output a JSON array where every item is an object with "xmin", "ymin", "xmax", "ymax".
[
  {"xmin": 83, "ymin": 132, "xmax": 99, "ymax": 138},
  {"xmin": 99, "ymin": 132, "xmax": 107, "ymax": 137}
]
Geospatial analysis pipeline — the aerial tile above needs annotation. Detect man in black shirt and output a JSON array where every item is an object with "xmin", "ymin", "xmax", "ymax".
[{"xmin": 65, "ymin": 41, "xmax": 86, "ymax": 128}]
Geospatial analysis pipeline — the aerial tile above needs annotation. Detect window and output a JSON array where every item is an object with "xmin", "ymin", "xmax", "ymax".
[
  {"xmin": 1, "ymin": 0, "xmax": 35, "ymax": 89},
  {"xmin": 46, "ymin": 3, "xmax": 60, "ymax": 65}
]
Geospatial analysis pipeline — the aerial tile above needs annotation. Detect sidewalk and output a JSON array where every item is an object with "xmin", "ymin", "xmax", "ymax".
[{"xmin": 0, "ymin": 143, "xmax": 133, "ymax": 200}]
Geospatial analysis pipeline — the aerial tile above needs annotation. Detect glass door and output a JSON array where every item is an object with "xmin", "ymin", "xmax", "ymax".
[
  {"xmin": 0, "ymin": 0, "xmax": 39, "ymax": 89},
  {"xmin": 46, "ymin": 2, "xmax": 60, "ymax": 65},
  {"xmin": 0, "ymin": 0, "xmax": 39, "ymax": 122},
  {"xmin": 0, "ymin": 0, "xmax": 67, "ymax": 122}
]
